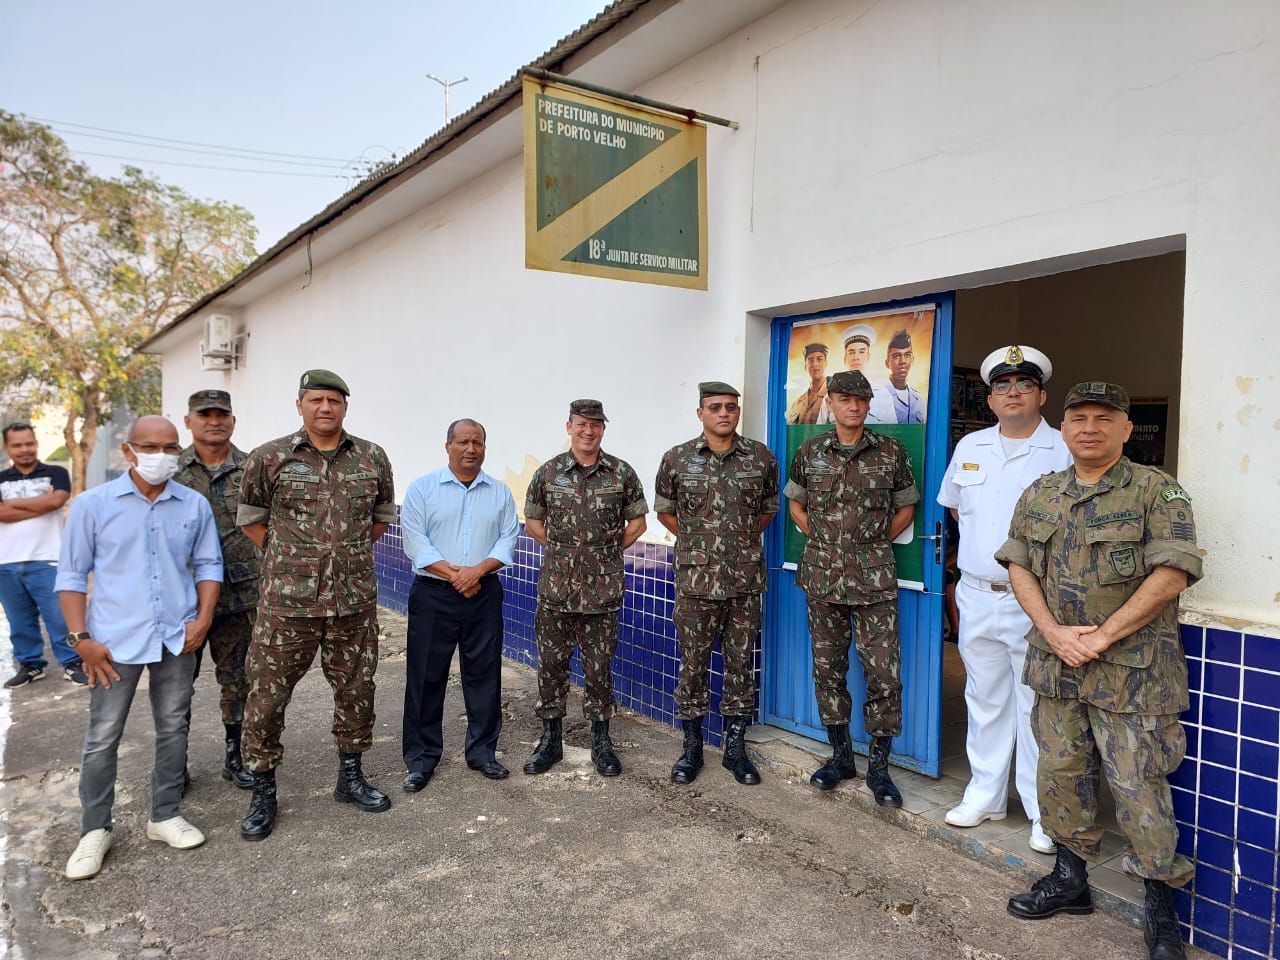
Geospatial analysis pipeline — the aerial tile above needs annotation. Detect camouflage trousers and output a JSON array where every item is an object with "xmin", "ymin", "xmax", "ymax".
[
  {"xmin": 241, "ymin": 606, "xmax": 379, "ymax": 773},
  {"xmin": 192, "ymin": 609, "xmax": 254, "ymax": 725},
  {"xmin": 673, "ymin": 593, "xmax": 760, "ymax": 719},
  {"xmin": 1032, "ymin": 695, "xmax": 1193, "ymax": 887},
  {"xmin": 807, "ymin": 598, "xmax": 901, "ymax": 735},
  {"xmin": 534, "ymin": 606, "xmax": 617, "ymax": 721}
]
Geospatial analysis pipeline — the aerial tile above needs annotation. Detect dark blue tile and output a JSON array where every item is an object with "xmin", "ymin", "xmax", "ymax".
[
  {"xmin": 1176, "ymin": 820, "xmax": 1196, "ymax": 856},
  {"xmin": 1171, "ymin": 785, "xmax": 1196, "ymax": 823},
  {"xmin": 1172, "ymin": 887, "xmax": 1192, "ymax": 922},
  {"xmin": 1196, "ymin": 831, "xmax": 1234, "ymax": 870},
  {"xmin": 1233, "ymin": 913, "xmax": 1272, "ymax": 954},
  {"xmin": 1192, "ymin": 865, "xmax": 1233, "ymax": 905},
  {"xmin": 1240, "ymin": 774, "xmax": 1279, "ymax": 816},
  {"xmin": 1200, "ymin": 729, "xmax": 1237, "ymax": 767},
  {"xmin": 1180, "ymin": 623, "xmax": 1204, "ymax": 657},
  {"xmin": 1244, "ymin": 633, "xmax": 1280, "ymax": 672},
  {"xmin": 1236, "ymin": 809, "xmax": 1277, "ymax": 854},
  {"xmin": 1241, "ymin": 738, "xmax": 1279, "ymax": 780},
  {"xmin": 1188, "ymin": 930, "xmax": 1226, "ymax": 958},
  {"xmin": 1243, "ymin": 669, "xmax": 1280, "ymax": 710},
  {"xmin": 1235, "ymin": 878, "xmax": 1276, "ymax": 921},
  {"xmin": 1236, "ymin": 843, "xmax": 1277, "ymax": 885},
  {"xmin": 1229, "ymin": 949, "xmax": 1266, "ymax": 960},
  {"xmin": 1192, "ymin": 898, "xmax": 1231, "ymax": 940},
  {"xmin": 1198, "ymin": 795, "xmax": 1235, "ymax": 835},
  {"xmin": 1205, "ymin": 628, "xmax": 1242, "ymax": 664},
  {"xmin": 1241, "ymin": 704, "xmax": 1279, "ymax": 743},
  {"xmin": 1202, "ymin": 695, "xmax": 1239, "ymax": 733},
  {"xmin": 1182, "ymin": 691, "xmax": 1201, "ymax": 724},
  {"xmin": 1203, "ymin": 662, "xmax": 1240, "ymax": 698},
  {"xmin": 1186, "ymin": 658, "xmax": 1204, "ymax": 692}
]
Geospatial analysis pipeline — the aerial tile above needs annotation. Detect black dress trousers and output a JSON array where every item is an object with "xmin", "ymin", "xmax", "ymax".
[{"xmin": 402, "ymin": 574, "xmax": 504, "ymax": 772}]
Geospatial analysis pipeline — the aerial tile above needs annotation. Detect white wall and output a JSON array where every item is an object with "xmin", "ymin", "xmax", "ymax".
[{"xmin": 161, "ymin": 0, "xmax": 1280, "ymax": 624}]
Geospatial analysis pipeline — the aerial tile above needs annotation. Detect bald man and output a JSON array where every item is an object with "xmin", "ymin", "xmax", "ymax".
[{"xmin": 56, "ymin": 416, "xmax": 224, "ymax": 880}]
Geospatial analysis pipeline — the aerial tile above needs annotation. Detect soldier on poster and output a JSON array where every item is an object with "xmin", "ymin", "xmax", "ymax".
[{"xmin": 786, "ymin": 343, "xmax": 831, "ymax": 425}]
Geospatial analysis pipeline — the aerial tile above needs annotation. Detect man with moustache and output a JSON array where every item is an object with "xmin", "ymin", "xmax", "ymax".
[
  {"xmin": 936, "ymin": 346, "xmax": 1069, "ymax": 855},
  {"xmin": 998, "ymin": 382, "xmax": 1201, "ymax": 960},
  {"xmin": 236, "ymin": 370, "xmax": 397, "ymax": 840},
  {"xmin": 787, "ymin": 370, "xmax": 918, "ymax": 806},
  {"xmin": 399, "ymin": 419, "xmax": 518, "ymax": 791},
  {"xmin": 655, "ymin": 382, "xmax": 779, "ymax": 785},
  {"xmin": 174, "ymin": 390, "xmax": 260, "ymax": 790},
  {"xmin": 57, "ymin": 416, "xmax": 222, "ymax": 879},
  {"xmin": 785, "ymin": 343, "xmax": 830, "ymax": 425},
  {"xmin": 522, "ymin": 399, "xmax": 647, "ymax": 777}
]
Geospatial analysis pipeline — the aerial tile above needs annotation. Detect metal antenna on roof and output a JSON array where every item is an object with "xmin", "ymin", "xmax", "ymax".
[{"xmin": 425, "ymin": 73, "xmax": 469, "ymax": 124}]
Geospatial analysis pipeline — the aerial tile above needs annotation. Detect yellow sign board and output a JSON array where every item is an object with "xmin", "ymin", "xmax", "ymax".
[{"xmin": 523, "ymin": 76, "xmax": 708, "ymax": 290}]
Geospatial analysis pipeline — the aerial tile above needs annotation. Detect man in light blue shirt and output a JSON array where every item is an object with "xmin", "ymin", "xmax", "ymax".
[
  {"xmin": 399, "ymin": 418, "xmax": 517, "ymax": 790},
  {"xmin": 56, "ymin": 416, "xmax": 223, "ymax": 880}
]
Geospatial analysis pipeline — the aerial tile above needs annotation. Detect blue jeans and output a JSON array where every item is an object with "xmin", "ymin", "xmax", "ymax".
[
  {"xmin": 0, "ymin": 560, "xmax": 76, "ymax": 669},
  {"xmin": 79, "ymin": 648, "xmax": 196, "ymax": 833}
]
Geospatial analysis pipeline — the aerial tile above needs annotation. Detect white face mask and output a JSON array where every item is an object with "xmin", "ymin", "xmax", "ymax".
[{"xmin": 129, "ymin": 446, "xmax": 180, "ymax": 485}]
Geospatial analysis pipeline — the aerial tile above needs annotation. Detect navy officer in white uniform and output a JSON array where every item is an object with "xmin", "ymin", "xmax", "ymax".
[{"xmin": 936, "ymin": 345, "xmax": 1070, "ymax": 854}]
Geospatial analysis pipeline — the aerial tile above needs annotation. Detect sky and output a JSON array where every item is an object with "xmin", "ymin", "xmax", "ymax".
[{"xmin": 1, "ymin": 0, "xmax": 610, "ymax": 250}]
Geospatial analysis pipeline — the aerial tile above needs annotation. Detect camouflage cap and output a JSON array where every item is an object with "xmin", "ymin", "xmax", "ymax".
[
  {"xmin": 803, "ymin": 342, "xmax": 829, "ymax": 357},
  {"xmin": 568, "ymin": 398, "xmax": 608, "ymax": 422},
  {"xmin": 298, "ymin": 369, "xmax": 350, "ymax": 397},
  {"xmin": 188, "ymin": 389, "xmax": 232, "ymax": 412},
  {"xmin": 1063, "ymin": 381, "xmax": 1130, "ymax": 414},
  {"xmin": 698, "ymin": 381, "xmax": 740, "ymax": 399},
  {"xmin": 827, "ymin": 370, "xmax": 873, "ymax": 398}
]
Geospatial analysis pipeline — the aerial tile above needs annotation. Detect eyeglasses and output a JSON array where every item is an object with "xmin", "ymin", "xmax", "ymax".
[
  {"xmin": 128, "ymin": 442, "xmax": 183, "ymax": 455},
  {"xmin": 990, "ymin": 377, "xmax": 1039, "ymax": 395}
]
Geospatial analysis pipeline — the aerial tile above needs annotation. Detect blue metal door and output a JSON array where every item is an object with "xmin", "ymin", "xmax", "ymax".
[{"xmin": 761, "ymin": 294, "xmax": 954, "ymax": 776}]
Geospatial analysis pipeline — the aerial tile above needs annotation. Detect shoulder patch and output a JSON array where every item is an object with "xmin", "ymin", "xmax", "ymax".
[{"xmin": 1161, "ymin": 488, "xmax": 1191, "ymax": 504}]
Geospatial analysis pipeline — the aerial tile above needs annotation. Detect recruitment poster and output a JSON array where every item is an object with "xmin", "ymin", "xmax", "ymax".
[{"xmin": 783, "ymin": 306, "xmax": 936, "ymax": 588}]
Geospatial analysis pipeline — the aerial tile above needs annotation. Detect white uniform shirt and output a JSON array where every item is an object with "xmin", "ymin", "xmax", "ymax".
[{"xmin": 936, "ymin": 418, "xmax": 1071, "ymax": 582}]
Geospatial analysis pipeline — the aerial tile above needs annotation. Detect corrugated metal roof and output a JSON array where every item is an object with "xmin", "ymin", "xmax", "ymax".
[{"xmin": 138, "ymin": 0, "xmax": 653, "ymax": 352}]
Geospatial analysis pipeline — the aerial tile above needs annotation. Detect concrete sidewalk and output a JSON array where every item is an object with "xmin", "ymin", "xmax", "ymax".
[{"xmin": 1, "ymin": 611, "xmax": 1186, "ymax": 960}]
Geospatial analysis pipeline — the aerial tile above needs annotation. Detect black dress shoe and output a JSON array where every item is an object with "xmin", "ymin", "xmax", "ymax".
[
  {"xmin": 402, "ymin": 770, "xmax": 434, "ymax": 793},
  {"xmin": 468, "ymin": 760, "xmax": 510, "ymax": 780}
]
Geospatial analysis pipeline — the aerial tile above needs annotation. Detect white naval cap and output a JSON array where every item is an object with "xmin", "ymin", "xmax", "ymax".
[
  {"xmin": 841, "ymin": 323, "xmax": 876, "ymax": 350},
  {"xmin": 979, "ymin": 345, "xmax": 1053, "ymax": 385}
]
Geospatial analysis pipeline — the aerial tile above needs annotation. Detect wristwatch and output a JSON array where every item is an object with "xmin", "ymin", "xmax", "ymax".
[{"xmin": 66, "ymin": 631, "xmax": 92, "ymax": 649}]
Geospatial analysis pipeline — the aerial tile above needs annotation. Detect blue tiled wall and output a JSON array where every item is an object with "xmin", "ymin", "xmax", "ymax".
[{"xmin": 376, "ymin": 522, "xmax": 1279, "ymax": 959}]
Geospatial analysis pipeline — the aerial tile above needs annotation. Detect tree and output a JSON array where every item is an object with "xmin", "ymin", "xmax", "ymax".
[{"xmin": 0, "ymin": 111, "xmax": 257, "ymax": 492}]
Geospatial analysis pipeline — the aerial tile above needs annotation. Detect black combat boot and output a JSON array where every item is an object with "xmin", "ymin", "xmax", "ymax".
[
  {"xmin": 240, "ymin": 770, "xmax": 278, "ymax": 841},
  {"xmin": 671, "ymin": 717, "xmax": 704, "ymax": 784},
  {"xmin": 1143, "ymin": 880, "xmax": 1186, "ymax": 960},
  {"xmin": 866, "ymin": 736, "xmax": 903, "ymax": 807},
  {"xmin": 1007, "ymin": 846, "xmax": 1094, "ymax": 919},
  {"xmin": 590, "ymin": 719, "xmax": 622, "ymax": 776},
  {"xmin": 810, "ymin": 723, "xmax": 858, "ymax": 790},
  {"xmin": 333, "ymin": 752, "xmax": 391, "ymax": 812},
  {"xmin": 222, "ymin": 723, "xmax": 255, "ymax": 790},
  {"xmin": 523, "ymin": 718, "xmax": 564, "ymax": 775},
  {"xmin": 722, "ymin": 716, "xmax": 762, "ymax": 785}
]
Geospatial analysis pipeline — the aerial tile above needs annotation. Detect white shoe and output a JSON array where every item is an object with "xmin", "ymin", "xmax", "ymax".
[
  {"xmin": 944, "ymin": 802, "xmax": 1007, "ymax": 828},
  {"xmin": 65, "ymin": 828, "xmax": 112, "ymax": 880},
  {"xmin": 145, "ymin": 815, "xmax": 206, "ymax": 850},
  {"xmin": 1029, "ymin": 819, "xmax": 1057, "ymax": 854}
]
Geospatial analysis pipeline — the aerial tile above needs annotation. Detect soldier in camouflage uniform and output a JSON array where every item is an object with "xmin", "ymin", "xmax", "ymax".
[
  {"xmin": 785, "ymin": 370, "xmax": 919, "ymax": 806},
  {"xmin": 997, "ymin": 382, "xmax": 1201, "ymax": 960},
  {"xmin": 235, "ymin": 370, "xmax": 398, "ymax": 841},
  {"xmin": 174, "ymin": 389, "xmax": 259, "ymax": 790},
  {"xmin": 522, "ymin": 399, "xmax": 648, "ymax": 778},
  {"xmin": 654, "ymin": 381, "xmax": 779, "ymax": 786}
]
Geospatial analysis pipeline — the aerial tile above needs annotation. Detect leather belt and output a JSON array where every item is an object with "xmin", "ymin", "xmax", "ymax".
[{"xmin": 961, "ymin": 573, "xmax": 1011, "ymax": 594}]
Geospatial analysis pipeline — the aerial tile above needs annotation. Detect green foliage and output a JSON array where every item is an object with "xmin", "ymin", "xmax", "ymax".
[
  {"xmin": 0, "ymin": 110, "xmax": 257, "ymax": 489},
  {"xmin": 46, "ymin": 445, "xmax": 70, "ymax": 462}
]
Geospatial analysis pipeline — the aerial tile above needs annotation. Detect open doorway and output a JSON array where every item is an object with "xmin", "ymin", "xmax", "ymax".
[{"xmin": 939, "ymin": 250, "xmax": 1186, "ymax": 857}]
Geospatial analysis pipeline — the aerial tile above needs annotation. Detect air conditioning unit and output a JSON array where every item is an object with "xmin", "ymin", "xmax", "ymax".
[{"xmin": 201, "ymin": 314, "xmax": 235, "ymax": 370}]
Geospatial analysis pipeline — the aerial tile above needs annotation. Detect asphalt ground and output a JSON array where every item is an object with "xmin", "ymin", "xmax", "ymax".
[{"xmin": 1, "ymin": 610, "xmax": 1183, "ymax": 960}]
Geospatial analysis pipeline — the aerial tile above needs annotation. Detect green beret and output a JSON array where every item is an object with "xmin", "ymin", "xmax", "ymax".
[
  {"xmin": 568, "ymin": 398, "xmax": 608, "ymax": 422},
  {"xmin": 698, "ymin": 381, "xmax": 740, "ymax": 399},
  {"xmin": 299, "ymin": 369, "xmax": 350, "ymax": 397},
  {"xmin": 1063, "ymin": 381, "xmax": 1129, "ymax": 414},
  {"xmin": 827, "ymin": 370, "xmax": 873, "ymax": 399}
]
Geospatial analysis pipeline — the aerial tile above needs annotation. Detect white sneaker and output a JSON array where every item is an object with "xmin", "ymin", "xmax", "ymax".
[
  {"xmin": 944, "ymin": 802, "xmax": 1007, "ymax": 828},
  {"xmin": 1029, "ymin": 819, "xmax": 1057, "ymax": 854},
  {"xmin": 145, "ymin": 815, "xmax": 206, "ymax": 850},
  {"xmin": 65, "ymin": 828, "xmax": 112, "ymax": 880}
]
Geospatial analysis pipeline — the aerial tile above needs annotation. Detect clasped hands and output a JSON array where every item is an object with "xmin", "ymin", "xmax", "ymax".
[
  {"xmin": 1043, "ymin": 622, "xmax": 1113, "ymax": 668},
  {"xmin": 443, "ymin": 563, "xmax": 485, "ymax": 598}
]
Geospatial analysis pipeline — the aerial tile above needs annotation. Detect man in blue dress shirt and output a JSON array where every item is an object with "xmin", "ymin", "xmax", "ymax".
[
  {"xmin": 399, "ymin": 418, "xmax": 518, "ymax": 790},
  {"xmin": 55, "ymin": 416, "xmax": 223, "ymax": 880}
]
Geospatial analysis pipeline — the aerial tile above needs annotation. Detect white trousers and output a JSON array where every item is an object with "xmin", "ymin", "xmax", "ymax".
[{"xmin": 955, "ymin": 577, "xmax": 1039, "ymax": 819}]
